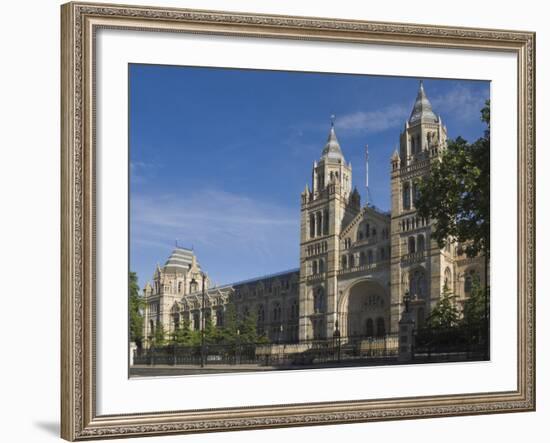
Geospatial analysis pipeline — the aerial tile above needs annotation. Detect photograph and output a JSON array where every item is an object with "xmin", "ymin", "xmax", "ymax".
[{"xmin": 128, "ymin": 65, "xmax": 491, "ymax": 377}]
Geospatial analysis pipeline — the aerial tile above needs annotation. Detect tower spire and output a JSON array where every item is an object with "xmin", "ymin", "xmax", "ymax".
[{"xmin": 409, "ymin": 79, "xmax": 438, "ymax": 125}]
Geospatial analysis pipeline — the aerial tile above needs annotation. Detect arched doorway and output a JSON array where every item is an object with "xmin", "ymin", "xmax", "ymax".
[{"xmin": 339, "ymin": 280, "xmax": 389, "ymax": 339}]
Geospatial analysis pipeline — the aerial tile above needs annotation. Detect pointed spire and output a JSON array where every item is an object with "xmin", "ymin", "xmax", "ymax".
[
  {"xmin": 409, "ymin": 80, "xmax": 438, "ymax": 125},
  {"xmin": 321, "ymin": 117, "xmax": 344, "ymax": 161}
]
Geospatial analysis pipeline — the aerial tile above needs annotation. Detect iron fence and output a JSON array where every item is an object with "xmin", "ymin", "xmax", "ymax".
[
  {"xmin": 133, "ymin": 334, "xmax": 399, "ymax": 367},
  {"xmin": 413, "ymin": 322, "xmax": 489, "ymax": 361}
]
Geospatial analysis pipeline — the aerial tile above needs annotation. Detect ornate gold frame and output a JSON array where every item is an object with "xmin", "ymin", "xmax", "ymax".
[{"xmin": 61, "ymin": 2, "xmax": 536, "ymax": 440}]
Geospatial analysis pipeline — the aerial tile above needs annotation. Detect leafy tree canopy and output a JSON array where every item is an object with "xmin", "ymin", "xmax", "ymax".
[
  {"xmin": 129, "ymin": 271, "xmax": 144, "ymax": 347},
  {"xmin": 415, "ymin": 101, "xmax": 490, "ymax": 258}
]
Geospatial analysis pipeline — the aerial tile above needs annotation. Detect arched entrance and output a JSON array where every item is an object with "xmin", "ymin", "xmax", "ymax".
[{"xmin": 338, "ymin": 280, "xmax": 389, "ymax": 339}]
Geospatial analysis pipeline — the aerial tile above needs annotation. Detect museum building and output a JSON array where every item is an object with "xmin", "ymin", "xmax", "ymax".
[{"xmin": 141, "ymin": 82, "xmax": 485, "ymax": 347}]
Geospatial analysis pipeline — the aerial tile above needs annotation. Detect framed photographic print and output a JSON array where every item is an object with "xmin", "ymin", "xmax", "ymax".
[{"xmin": 61, "ymin": 1, "xmax": 536, "ymax": 440}]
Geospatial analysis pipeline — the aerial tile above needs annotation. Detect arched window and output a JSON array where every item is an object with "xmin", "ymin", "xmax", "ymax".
[
  {"xmin": 149, "ymin": 319, "xmax": 155, "ymax": 336},
  {"xmin": 316, "ymin": 212, "xmax": 322, "ymax": 236},
  {"xmin": 408, "ymin": 236, "xmax": 416, "ymax": 254},
  {"xmin": 341, "ymin": 255, "xmax": 347, "ymax": 269},
  {"xmin": 312, "ymin": 260, "xmax": 318, "ymax": 275},
  {"xmin": 417, "ymin": 234, "xmax": 425, "ymax": 252},
  {"xmin": 464, "ymin": 269, "xmax": 479, "ymax": 294},
  {"xmin": 403, "ymin": 183, "xmax": 411, "ymax": 209},
  {"xmin": 323, "ymin": 209, "xmax": 329, "ymax": 235},
  {"xmin": 257, "ymin": 304, "xmax": 265, "ymax": 323},
  {"xmin": 376, "ymin": 317, "xmax": 385, "ymax": 337},
  {"xmin": 349, "ymin": 254, "xmax": 355, "ymax": 268},
  {"xmin": 309, "ymin": 214, "xmax": 315, "ymax": 238},
  {"xmin": 272, "ymin": 302, "xmax": 281, "ymax": 322},
  {"xmin": 314, "ymin": 288, "xmax": 324, "ymax": 313},
  {"xmin": 216, "ymin": 308, "xmax": 224, "ymax": 327},
  {"xmin": 412, "ymin": 182, "xmax": 420, "ymax": 206},
  {"xmin": 410, "ymin": 269, "xmax": 427, "ymax": 299},
  {"xmin": 444, "ymin": 267, "xmax": 452, "ymax": 290},
  {"xmin": 366, "ymin": 223, "xmax": 370, "ymax": 237},
  {"xmin": 319, "ymin": 259, "xmax": 324, "ymax": 274},
  {"xmin": 366, "ymin": 318, "xmax": 374, "ymax": 337}
]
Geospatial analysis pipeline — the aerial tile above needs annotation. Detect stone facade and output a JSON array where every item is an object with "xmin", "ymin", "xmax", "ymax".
[{"xmin": 142, "ymin": 81, "xmax": 485, "ymax": 348}]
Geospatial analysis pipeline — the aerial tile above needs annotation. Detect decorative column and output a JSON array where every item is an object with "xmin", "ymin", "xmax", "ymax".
[{"xmin": 398, "ymin": 290, "xmax": 415, "ymax": 362}]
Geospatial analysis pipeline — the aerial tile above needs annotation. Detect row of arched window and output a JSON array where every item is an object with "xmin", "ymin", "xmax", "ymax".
[
  {"xmin": 341, "ymin": 247, "xmax": 389, "ymax": 269},
  {"xmin": 401, "ymin": 216, "xmax": 428, "ymax": 232},
  {"xmin": 309, "ymin": 209, "xmax": 329, "ymax": 238},
  {"xmin": 407, "ymin": 234, "xmax": 426, "ymax": 254},
  {"xmin": 306, "ymin": 241, "xmax": 328, "ymax": 257},
  {"xmin": 311, "ymin": 259, "xmax": 325, "ymax": 275},
  {"xmin": 402, "ymin": 181, "xmax": 420, "ymax": 211}
]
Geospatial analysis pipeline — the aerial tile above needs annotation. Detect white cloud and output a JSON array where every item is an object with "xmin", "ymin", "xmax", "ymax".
[
  {"xmin": 131, "ymin": 188, "xmax": 299, "ymax": 269},
  {"xmin": 430, "ymin": 84, "xmax": 487, "ymax": 123},
  {"xmin": 334, "ymin": 83, "xmax": 487, "ymax": 135},
  {"xmin": 336, "ymin": 104, "xmax": 409, "ymax": 134}
]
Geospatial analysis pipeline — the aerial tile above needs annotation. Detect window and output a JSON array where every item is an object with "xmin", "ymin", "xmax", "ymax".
[
  {"xmin": 367, "ymin": 250, "xmax": 374, "ymax": 264},
  {"xmin": 359, "ymin": 251, "xmax": 366, "ymax": 266},
  {"xmin": 444, "ymin": 267, "xmax": 452, "ymax": 290},
  {"xmin": 366, "ymin": 318, "xmax": 374, "ymax": 337},
  {"xmin": 319, "ymin": 259, "xmax": 324, "ymax": 274},
  {"xmin": 312, "ymin": 260, "xmax": 318, "ymax": 275},
  {"xmin": 376, "ymin": 317, "xmax": 385, "ymax": 337},
  {"xmin": 349, "ymin": 254, "xmax": 355, "ymax": 268},
  {"xmin": 316, "ymin": 212, "xmax": 322, "ymax": 236},
  {"xmin": 309, "ymin": 214, "xmax": 315, "ymax": 238},
  {"xmin": 323, "ymin": 209, "xmax": 329, "ymax": 235},
  {"xmin": 379, "ymin": 247, "xmax": 385, "ymax": 261},
  {"xmin": 341, "ymin": 255, "xmax": 347, "ymax": 269},
  {"xmin": 408, "ymin": 236, "xmax": 416, "ymax": 254},
  {"xmin": 403, "ymin": 183, "xmax": 411, "ymax": 209},
  {"xmin": 417, "ymin": 234, "xmax": 425, "ymax": 252},
  {"xmin": 464, "ymin": 269, "xmax": 479, "ymax": 294},
  {"xmin": 314, "ymin": 288, "xmax": 324, "ymax": 313},
  {"xmin": 216, "ymin": 308, "xmax": 224, "ymax": 327}
]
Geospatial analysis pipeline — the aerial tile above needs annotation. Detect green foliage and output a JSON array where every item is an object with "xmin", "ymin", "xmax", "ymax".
[
  {"xmin": 238, "ymin": 310, "xmax": 259, "ymax": 343},
  {"xmin": 153, "ymin": 321, "xmax": 166, "ymax": 347},
  {"xmin": 415, "ymin": 101, "xmax": 490, "ymax": 258},
  {"xmin": 172, "ymin": 319, "xmax": 193, "ymax": 345},
  {"xmin": 129, "ymin": 272, "xmax": 144, "ymax": 347},
  {"xmin": 426, "ymin": 285, "xmax": 460, "ymax": 329},
  {"xmin": 220, "ymin": 303, "xmax": 239, "ymax": 344},
  {"xmin": 462, "ymin": 280, "xmax": 489, "ymax": 327}
]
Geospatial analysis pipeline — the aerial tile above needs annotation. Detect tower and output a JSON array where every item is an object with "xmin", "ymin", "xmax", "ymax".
[
  {"xmin": 389, "ymin": 81, "xmax": 449, "ymax": 332},
  {"xmin": 299, "ymin": 121, "xmax": 360, "ymax": 340},
  {"xmin": 142, "ymin": 246, "xmax": 208, "ymax": 347}
]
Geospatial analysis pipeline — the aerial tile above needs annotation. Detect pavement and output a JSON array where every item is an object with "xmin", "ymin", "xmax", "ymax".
[{"xmin": 129, "ymin": 357, "xmax": 401, "ymax": 377}]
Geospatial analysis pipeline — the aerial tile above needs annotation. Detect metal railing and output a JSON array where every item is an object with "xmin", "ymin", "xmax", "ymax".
[{"xmin": 133, "ymin": 334, "xmax": 399, "ymax": 368}]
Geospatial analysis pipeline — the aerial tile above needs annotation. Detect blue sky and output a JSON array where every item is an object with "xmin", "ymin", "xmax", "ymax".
[{"xmin": 129, "ymin": 64, "xmax": 489, "ymax": 289}]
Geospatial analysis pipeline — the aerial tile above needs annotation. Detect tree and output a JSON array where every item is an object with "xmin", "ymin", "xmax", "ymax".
[
  {"xmin": 462, "ymin": 280, "xmax": 488, "ymax": 327},
  {"xmin": 238, "ymin": 310, "xmax": 260, "ymax": 344},
  {"xmin": 220, "ymin": 303, "xmax": 239, "ymax": 344},
  {"xmin": 172, "ymin": 319, "xmax": 193, "ymax": 345},
  {"xmin": 415, "ymin": 101, "xmax": 490, "ymax": 351},
  {"xmin": 426, "ymin": 285, "xmax": 460, "ymax": 329},
  {"xmin": 416, "ymin": 101, "xmax": 490, "ymax": 259},
  {"xmin": 153, "ymin": 321, "xmax": 166, "ymax": 347},
  {"xmin": 129, "ymin": 272, "xmax": 144, "ymax": 349}
]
